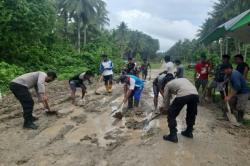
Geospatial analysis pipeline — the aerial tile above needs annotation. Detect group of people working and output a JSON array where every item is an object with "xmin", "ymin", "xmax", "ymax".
[
  {"xmin": 194, "ymin": 53, "xmax": 249, "ymax": 122},
  {"xmin": 8, "ymin": 54, "xmax": 150, "ymax": 130},
  {"xmin": 150, "ymin": 55, "xmax": 199, "ymax": 143},
  {"xmin": 8, "ymin": 53, "xmax": 249, "ymax": 144},
  {"xmin": 8, "ymin": 53, "xmax": 195, "ymax": 144}
]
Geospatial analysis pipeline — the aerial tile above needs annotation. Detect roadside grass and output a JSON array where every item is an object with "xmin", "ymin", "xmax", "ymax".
[
  {"xmin": 151, "ymin": 63, "xmax": 162, "ymax": 69},
  {"xmin": 243, "ymin": 119, "xmax": 250, "ymax": 126},
  {"xmin": 184, "ymin": 68, "xmax": 195, "ymax": 81}
]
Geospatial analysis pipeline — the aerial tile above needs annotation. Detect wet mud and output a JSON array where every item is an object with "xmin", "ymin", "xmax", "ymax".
[{"xmin": 0, "ymin": 70, "xmax": 250, "ymax": 166}]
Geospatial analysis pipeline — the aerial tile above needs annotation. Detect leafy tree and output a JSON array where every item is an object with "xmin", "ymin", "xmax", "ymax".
[
  {"xmin": 57, "ymin": 0, "xmax": 109, "ymax": 53},
  {"xmin": 114, "ymin": 22, "xmax": 129, "ymax": 57},
  {"xmin": 0, "ymin": 0, "xmax": 56, "ymax": 62}
]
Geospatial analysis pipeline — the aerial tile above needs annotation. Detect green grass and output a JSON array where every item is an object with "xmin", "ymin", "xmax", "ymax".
[
  {"xmin": 151, "ymin": 63, "xmax": 162, "ymax": 69},
  {"xmin": 184, "ymin": 68, "xmax": 195, "ymax": 81},
  {"xmin": 243, "ymin": 119, "xmax": 250, "ymax": 126}
]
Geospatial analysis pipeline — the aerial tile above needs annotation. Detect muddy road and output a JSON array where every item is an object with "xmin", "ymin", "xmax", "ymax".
[{"xmin": 0, "ymin": 69, "xmax": 250, "ymax": 166}]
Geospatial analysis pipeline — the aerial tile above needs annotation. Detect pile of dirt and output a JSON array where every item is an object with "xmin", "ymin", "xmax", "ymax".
[
  {"xmin": 141, "ymin": 127, "xmax": 161, "ymax": 140},
  {"xmin": 104, "ymin": 129, "xmax": 129, "ymax": 151},
  {"xmin": 70, "ymin": 114, "xmax": 87, "ymax": 124},
  {"xmin": 125, "ymin": 118, "xmax": 147, "ymax": 130},
  {"xmin": 80, "ymin": 134, "xmax": 99, "ymax": 145}
]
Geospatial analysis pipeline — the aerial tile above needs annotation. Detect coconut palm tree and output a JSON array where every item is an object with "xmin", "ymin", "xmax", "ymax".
[{"xmin": 57, "ymin": 0, "xmax": 108, "ymax": 53}]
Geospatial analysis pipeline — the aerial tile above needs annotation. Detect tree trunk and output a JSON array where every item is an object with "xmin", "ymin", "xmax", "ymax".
[
  {"xmin": 244, "ymin": 44, "xmax": 248, "ymax": 61},
  {"xmin": 219, "ymin": 39, "xmax": 223, "ymax": 59},
  {"xmin": 77, "ymin": 19, "xmax": 81, "ymax": 54},
  {"xmin": 225, "ymin": 38, "xmax": 228, "ymax": 54},
  {"xmin": 63, "ymin": 10, "xmax": 68, "ymax": 41},
  {"xmin": 238, "ymin": 41, "xmax": 241, "ymax": 54},
  {"xmin": 83, "ymin": 24, "xmax": 88, "ymax": 48}
]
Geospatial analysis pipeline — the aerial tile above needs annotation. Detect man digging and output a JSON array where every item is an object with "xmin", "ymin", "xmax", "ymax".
[
  {"xmin": 221, "ymin": 64, "xmax": 250, "ymax": 122},
  {"xmin": 113, "ymin": 75, "xmax": 144, "ymax": 119},
  {"xmin": 160, "ymin": 78, "xmax": 199, "ymax": 143},
  {"xmin": 9, "ymin": 71, "xmax": 57, "ymax": 129},
  {"xmin": 69, "ymin": 71, "xmax": 93, "ymax": 105},
  {"xmin": 153, "ymin": 73, "xmax": 174, "ymax": 114}
]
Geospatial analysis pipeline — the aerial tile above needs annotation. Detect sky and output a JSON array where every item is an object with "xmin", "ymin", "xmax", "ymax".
[{"xmin": 104, "ymin": 0, "xmax": 217, "ymax": 51}]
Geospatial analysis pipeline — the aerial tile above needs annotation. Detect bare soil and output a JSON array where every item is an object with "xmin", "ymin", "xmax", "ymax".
[{"xmin": 0, "ymin": 69, "xmax": 250, "ymax": 166}]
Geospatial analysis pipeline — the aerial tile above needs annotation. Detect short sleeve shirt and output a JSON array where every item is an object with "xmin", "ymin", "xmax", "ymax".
[
  {"xmin": 129, "ymin": 78, "xmax": 136, "ymax": 90},
  {"xmin": 195, "ymin": 62, "xmax": 209, "ymax": 80},
  {"xmin": 165, "ymin": 62, "xmax": 175, "ymax": 74},
  {"xmin": 236, "ymin": 62, "xmax": 249, "ymax": 75}
]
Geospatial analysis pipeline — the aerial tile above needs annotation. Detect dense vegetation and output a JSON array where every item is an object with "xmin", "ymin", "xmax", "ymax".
[
  {"xmin": 0, "ymin": 0, "xmax": 159, "ymax": 92},
  {"xmin": 165, "ymin": 0, "xmax": 250, "ymax": 66}
]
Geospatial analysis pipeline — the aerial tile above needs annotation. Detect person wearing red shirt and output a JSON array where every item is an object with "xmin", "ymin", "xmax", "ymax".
[{"xmin": 194, "ymin": 53, "xmax": 209, "ymax": 92}]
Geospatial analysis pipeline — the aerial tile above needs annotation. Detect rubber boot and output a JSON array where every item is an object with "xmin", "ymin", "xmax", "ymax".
[
  {"xmin": 163, "ymin": 129, "xmax": 178, "ymax": 143},
  {"xmin": 128, "ymin": 97, "xmax": 133, "ymax": 109},
  {"xmin": 105, "ymin": 85, "xmax": 109, "ymax": 93},
  {"xmin": 108, "ymin": 84, "xmax": 112, "ymax": 93},
  {"xmin": 237, "ymin": 111, "xmax": 244, "ymax": 123},
  {"xmin": 23, "ymin": 118, "xmax": 38, "ymax": 130},
  {"xmin": 181, "ymin": 126, "xmax": 193, "ymax": 138}
]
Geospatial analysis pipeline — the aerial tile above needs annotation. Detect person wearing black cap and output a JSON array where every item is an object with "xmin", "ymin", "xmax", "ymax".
[
  {"xmin": 221, "ymin": 64, "xmax": 250, "ymax": 122},
  {"xmin": 160, "ymin": 78, "xmax": 199, "ymax": 143},
  {"xmin": 100, "ymin": 54, "xmax": 113, "ymax": 93},
  {"xmin": 234, "ymin": 54, "xmax": 249, "ymax": 80},
  {"xmin": 153, "ymin": 73, "xmax": 174, "ymax": 113},
  {"xmin": 207, "ymin": 54, "xmax": 231, "ymax": 101},
  {"xmin": 9, "ymin": 71, "xmax": 57, "ymax": 129}
]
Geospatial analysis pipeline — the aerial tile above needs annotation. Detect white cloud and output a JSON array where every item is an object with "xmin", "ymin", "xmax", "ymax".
[
  {"xmin": 105, "ymin": 0, "xmax": 217, "ymax": 51},
  {"xmin": 112, "ymin": 9, "xmax": 199, "ymax": 51}
]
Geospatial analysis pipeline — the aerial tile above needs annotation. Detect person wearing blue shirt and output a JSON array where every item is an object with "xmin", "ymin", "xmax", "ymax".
[
  {"xmin": 100, "ymin": 54, "xmax": 113, "ymax": 93},
  {"xmin": 221, "ymin": 64, "xmax": 250, "ymax": 122},
  {"xmin": 120, "ymin": 75, "xmax": 144, "ymax": 110}
]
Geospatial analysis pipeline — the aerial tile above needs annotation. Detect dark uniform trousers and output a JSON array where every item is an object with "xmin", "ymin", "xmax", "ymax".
[
  {"xmin": 167, "ymin": 94, "xmax": 199, "ymax": 133},
  {"xmin": 9, "ymin": 82, "xmax": 34, "ymax": 122}
]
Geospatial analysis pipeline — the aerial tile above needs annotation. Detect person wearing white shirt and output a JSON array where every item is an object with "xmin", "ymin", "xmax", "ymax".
[
  {"xmin": 100, "ymin": 54, "xmax": 113, "ymax": 93},
  {"xmin": 164, "ymin": 55, "xmax": 175, "ymax": 75}
]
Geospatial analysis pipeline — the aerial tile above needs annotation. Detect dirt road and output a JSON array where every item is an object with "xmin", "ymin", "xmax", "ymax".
[{"xmin": 0, "ymin": 69, "xmax": 250, "ymax": 166}]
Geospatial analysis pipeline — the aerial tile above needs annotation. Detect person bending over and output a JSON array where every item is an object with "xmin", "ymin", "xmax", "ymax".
[
  {"xmin": 160, "ymin": 78, "xmax": 199, "ymax": 143},
  {"xmin": 153, "ymin": 73, "xmax": 174, "ymax": 113},
  {"xmin": 69, "ymin": 71, "xmax": 93, "ymax": 104},
  {"xmin": 10, "ymin": 71, "xmax": 57, "ymax": 129},
  {"xmin": 222, "ymin": 64, "xmax": 250, "ymax": 122},
  {"xmin": 120, "ymin": 75, "xmax": 144, "ymax": 111}
]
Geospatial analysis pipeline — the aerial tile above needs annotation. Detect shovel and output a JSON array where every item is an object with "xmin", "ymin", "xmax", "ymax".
[
  {"xmin": 224, "ymin": 90, "xmax": 240, "ymax": 126},
  {"xmin": 95, "ymin": 75, "xmax": 103, "ymax": 95},
  {"xmin": 111, "ymin": 102, "xmax": 124, "ymax": 115},
  {"xmin": 143, "ymin": 112, "xmax": 162, "ymax": 129},
  {"xmin": 111, "ymin": 103, "xmax": 124, "ymax": 119}
]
